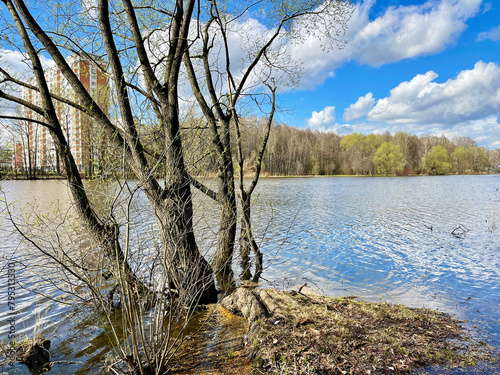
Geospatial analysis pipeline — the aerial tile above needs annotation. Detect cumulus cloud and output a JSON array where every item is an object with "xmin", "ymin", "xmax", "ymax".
[
  {"xmin": 334, "ymin": 62, "xmax": 500, "ymax": 148},
  {"xmin": 145, "ymin": 17, "xmax": 286, "ymax": 101},
  {"xmin": 289, "ymin": 0, "xmax": 481, "ymax": 89},
  {"xmin": 343, "ymin": 92, "xmax": 375, "ymax": 121},
  {"xmin": 0, "ymin": 49, "xmax": 32, "ymax": 77},
  {"xmin": 367, "ymin": 61, "xmax": 500, "ymax": 125},
  {"xmin": 442, "ymin": 116, "xmax": 500, "ymax": 146},
  {"xmin": 477, "ymin": 24, "xmax": 500, "ymax": 41},
  {"xmin": 2, "ymin": 0, "xmax": 484, "ymax": 94},
  {"xmin": 348, "ymin": 0, "xmax": 480, "ymax": 66},
  {"xmin": 173, "ymin": 0, "xmax": 483, "ymax": 91},
  {"xmin": 306, "ymin": 106, "xmax": 336, "ymax": 131}
]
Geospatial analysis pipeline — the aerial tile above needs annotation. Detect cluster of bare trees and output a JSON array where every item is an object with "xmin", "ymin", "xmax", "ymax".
[
  {"xmin": 252, "ymin": 127, "xmax": 498, "ymax": 176},
  {"xmin": 0, "ymin": 0, "xmax": 354, "ymax": 373}
]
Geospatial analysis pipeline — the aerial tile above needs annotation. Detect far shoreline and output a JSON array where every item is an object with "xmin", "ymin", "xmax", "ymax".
[{"xmin": 1, "ymin": 171, "xmax": 498, "ymax": 181}]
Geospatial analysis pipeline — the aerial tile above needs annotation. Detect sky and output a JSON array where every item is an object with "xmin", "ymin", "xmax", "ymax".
[
  {"xmin": 1, "ymin": 0, "xmax": 499, "ymax": 149},
  {"xmin": 274, "ymin": 0, "xmax": 500, "ymax": 149}
]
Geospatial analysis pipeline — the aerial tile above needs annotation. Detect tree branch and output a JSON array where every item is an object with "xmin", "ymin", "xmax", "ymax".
[
  {"xmin": 11, "ymin": 0, "xmax": 130, "ymax": 155},
  {"xmin": 122, "ymin": 0, "xmax": 163, "ymax": 99},
  {"xmin": 0, "ymin": 67, "xmax": 91, "ymax": 115},
  {"xmin": 188, "ymin": 175, "xmax": 218, "ymax": 201},
  {"xmin": 0, "ymin": 115, "xmax": 53, "ymax": 130},
  {"xmin": 0, "ymin": 89, "xmax": 44, "ymax": 116},
  {"xmin": 248, "ymin": 83, "xmax": 276, "ymax": 196}
]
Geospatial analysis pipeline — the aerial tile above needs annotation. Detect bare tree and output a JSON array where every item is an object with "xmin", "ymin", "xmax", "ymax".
[
  {"xmin": 1, "ymin": 112, "xmax": 33, "ymax": 178},
  {"xmin": 184, "ymin": 0, "xmax": 354, "ymax": 285},
  {"xmin": 0, "ymin": 0, "xmax": 217, "ymax": 305},
  {"xmin": 0, "ymin": 0, "xmax": 354, "ymax": 372}
]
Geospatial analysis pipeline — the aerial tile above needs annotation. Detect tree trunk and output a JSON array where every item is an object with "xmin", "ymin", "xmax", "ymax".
[
  {"xmin": 5, "ymin": 0, "xmax": 147, "ymax": 307},
  {"xmin": 151, "ymin": 103, "xmax": 217, "ymax": 305},
  {"xmin": 182, "ymin": 49, "xmax": 238, "ymax": 290},
  {"xmin": 26, "ymin": 137, "xmax": 33, "ymax": 179},
  {"xmin": 213, "ymin": 147, "xmax": 237, "ymax": 290},
  {"xmin": 6, "ymin": 0, "xmax": 218, "ymax": 309},
  {"xmin": 155, "ymin": 191, "xmax": 217, "ymax": 305},
  {"xmin": 52, "ymin": 126, "xmax": 148, "ymax": 304},
  {"xmin": 99, "ymin": 0, "xmax": 218, "ymax": 305},
  {"xmin": 239, "ymin": 191, "xmax": 263, "ymax": 282}
]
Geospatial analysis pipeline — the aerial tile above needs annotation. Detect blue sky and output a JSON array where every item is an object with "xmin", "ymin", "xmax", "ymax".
[{"xmin": 274, "ymin": 0, "xmax": 500, "ymax": 149}]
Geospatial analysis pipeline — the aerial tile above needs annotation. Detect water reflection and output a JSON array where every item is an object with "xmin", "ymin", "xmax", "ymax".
[{"xmin": 1, "ymin": 175, "xmax": 500, "ymax": 373}]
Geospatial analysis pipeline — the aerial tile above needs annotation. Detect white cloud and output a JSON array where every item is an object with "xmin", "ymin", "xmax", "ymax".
[
  {"xmin": 146, "ymin": 17, "xmax": 286, "ymax": 102},
  {"xmin": 367, "ymin": 61, "xmax": 500, "ymax": 125},
  {"xmin": 0, "ymin": 49, "xmax": 31, "ymax": 77},
  {"xmin": 2, "ymin": 0, "xmax": 484, "ymax": 95},
  {"xmin": 0, "ymin": 50, "xmax": 56, "ymax": 138},
  {"xmin": 438, "ymin": 116, "xmax": 500, "ymax": 148},
  {"xmin": 288, "ymin": 0, "xmax": 481, "ymax": 89},
  {"xmin": 0, "ymin": 49, "xmax": 55, "ymax": 78},
  {"xmin": 336, "ymin": 62, "xmax": 500, "ymax": 148},
  {"xmin": 477, "ymin": 24, "xmax": 500, "ymax": 41},
  {"xmin": 350, "ymin": 0, "xmax": 480, "ymax": 64},
  {"xmin": 343, "ymin": 92, "xmax": 375, "ymax": 121},
  {"xmin": 482, "ymin": 2, "xmax": 493, "ymax": 14},
  {"xmin": 349, "ymin": 0, "xmax": 479, "ymax": 66},
  {"xmin": 81, "ymin": 0, "xmax": 98, "ymax": 18},
  {"xmin": 171, "ymin": 0, "xmax": 482, "ymax": 92},
  {"xmin": 306, "ymin": 106, "xmax": 336, "ymax": 131}
]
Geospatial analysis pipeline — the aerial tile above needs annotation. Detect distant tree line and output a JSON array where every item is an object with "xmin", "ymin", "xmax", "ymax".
[
  {"xmin": 4, "ymin": 118, "xmax": 499, "ymax": 178},
  {"xmin": 217, "ymin": 120, "xmax": 500, "ymax": 176}
]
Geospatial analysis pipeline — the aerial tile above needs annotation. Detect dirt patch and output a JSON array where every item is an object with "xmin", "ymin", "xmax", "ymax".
[{"xmin": 221, "ymin": 287, "xmax": 496, "ymax": 374}]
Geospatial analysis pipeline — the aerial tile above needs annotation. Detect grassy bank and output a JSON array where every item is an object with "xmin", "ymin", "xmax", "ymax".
[{"xmin": 216, "ymin": 287, "xmax": 496, "ymax": 374}]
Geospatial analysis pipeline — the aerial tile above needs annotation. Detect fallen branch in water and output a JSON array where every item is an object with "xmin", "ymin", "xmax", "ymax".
[{"xmin": 451, "ymin": 224, "xmax": 470, "ymax": 238}]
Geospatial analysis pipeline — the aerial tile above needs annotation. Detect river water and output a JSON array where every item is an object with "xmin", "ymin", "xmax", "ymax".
[{"xmin": 0, "ymin": 175, "xmax": 499, "ymax": 373}]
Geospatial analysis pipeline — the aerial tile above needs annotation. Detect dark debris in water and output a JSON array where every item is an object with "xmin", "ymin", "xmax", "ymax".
[{"xmin": 451, "ymin": 224, "xmax": 470, "ymax": 238}]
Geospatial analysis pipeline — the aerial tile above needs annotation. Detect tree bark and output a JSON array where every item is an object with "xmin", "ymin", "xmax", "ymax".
[
  {"xmin": 183, "ymin": 51, "xmax": 237, "ymax": 289},
  {"xmin": 213, "ymin": 122, "xmax": 237, "ymax": 289},
  {"xmin": 239, "ymin": 191, "xmax": 263, "ymax": 282},
  {"xmin": 103, "ymin": 0, "xmax": 218, "ymax": 304}
]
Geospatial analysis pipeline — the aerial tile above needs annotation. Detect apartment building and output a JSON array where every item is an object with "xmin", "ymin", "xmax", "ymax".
[{"xmin": 20, "ymin": 55, "xmax": 109, "ymax": 174}]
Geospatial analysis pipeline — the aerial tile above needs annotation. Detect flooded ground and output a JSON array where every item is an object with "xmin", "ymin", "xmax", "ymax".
[{"xmin": 168, "ymin": 306, "xmax": 251, "ymax": 375}]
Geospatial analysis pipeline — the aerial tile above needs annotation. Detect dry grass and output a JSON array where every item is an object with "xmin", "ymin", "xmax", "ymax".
[{"xmin": 244, "ymin": 289, "xmax": 495, "ymax": 374}]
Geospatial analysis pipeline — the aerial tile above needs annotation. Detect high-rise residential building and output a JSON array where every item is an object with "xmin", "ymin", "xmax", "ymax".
[{"xmin": 20, "ymin": 55, "xmax": 109, "ymax": 174}]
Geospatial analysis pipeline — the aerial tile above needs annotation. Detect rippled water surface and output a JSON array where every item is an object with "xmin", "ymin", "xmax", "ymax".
[{"xmin": 1, "ymin": 175, "xmax": 499, "ymax": 373}]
